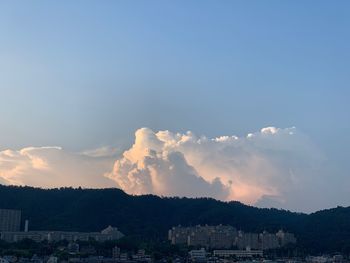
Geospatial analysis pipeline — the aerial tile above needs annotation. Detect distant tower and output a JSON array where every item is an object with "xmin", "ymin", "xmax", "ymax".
[{"xmin": 24, "ymin": 219, "xmax": 29, "ymax": 232}]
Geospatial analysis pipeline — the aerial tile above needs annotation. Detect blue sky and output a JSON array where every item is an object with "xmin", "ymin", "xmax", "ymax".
[{"xmin": 0, "ymin": 1, "xmax": 349, "ymax": 211}]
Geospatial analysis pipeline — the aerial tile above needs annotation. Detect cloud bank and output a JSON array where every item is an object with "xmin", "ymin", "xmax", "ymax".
[
  {"xmin": 0, "ymin": 127, "xmax": 332, "ymax": 211},
  {"xmin": 0, "ymin": 146, "xmax": 115, "ymax": 188}
]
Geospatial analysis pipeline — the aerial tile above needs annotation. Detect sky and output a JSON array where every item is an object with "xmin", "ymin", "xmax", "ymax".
[{"xmin": 0, "ymin": 1, "xmax": 349, "ymax": 212}]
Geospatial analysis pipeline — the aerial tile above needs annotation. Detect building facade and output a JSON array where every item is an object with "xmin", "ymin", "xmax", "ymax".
[
  {"xmin": 0, "ymin": 209, "xmax": 21, "ymax": 232},
  {"xmin": 213, "ymin": 248, "xmax": 263, "ymax": 258},
  {"xmin": 0, "ymin": 226, "xmax": 124, "ymax": 243},
  {"xmin": 170, "ymin": 225, "xmax": 237, "ymax": 248},
  {"xmin": 236, "ymin": 232, "xmax": 260, "ymax": 250},
  {"xmin": 169, "ymin": 225, "xmax": 296, "ymax": 250}
]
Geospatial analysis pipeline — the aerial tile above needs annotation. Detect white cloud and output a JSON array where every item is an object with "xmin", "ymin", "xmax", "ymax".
[
  {"xmin": 107, "ymin": 127, "xmax": 327, "ymax": 211},
  {"xmin": 0, "ymin": 146, "xmax": 115, "ymax": 188},
  {"xmin": 0, "ymin": 127, "xmax": 333, "ymax": 211},
  {"xmin": 81, "ymin": 146, "xmax": 120, "ymax": 158}
]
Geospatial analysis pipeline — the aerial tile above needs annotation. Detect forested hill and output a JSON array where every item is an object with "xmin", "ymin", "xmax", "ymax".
[{"xmin": 0, "ymin": 185, "xmax": 349, "ymax": 253}]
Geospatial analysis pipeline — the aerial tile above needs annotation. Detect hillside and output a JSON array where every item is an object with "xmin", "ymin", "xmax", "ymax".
[{"xmin": 0, "ymin": 185, "xmax": 349, "ymax": 253}]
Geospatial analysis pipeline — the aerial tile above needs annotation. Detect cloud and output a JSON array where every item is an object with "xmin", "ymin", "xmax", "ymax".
[
  {"xmin": 107, "ymin": 146, "xmax": 230, "ymax": 199},
  {"xmin": 81, "ymin": 146, "xmax": 120, "ymax": 158},
  {"xmin": 0, "ymin": 146, "xmax": 115, "ymax": 188},
  {"xmin": 0, "ymin": 127, "xmax": 332, "ymax": 211},
  {"xmin": 107, "ymin": 127, "xmax": 326, "ymax": 211}
]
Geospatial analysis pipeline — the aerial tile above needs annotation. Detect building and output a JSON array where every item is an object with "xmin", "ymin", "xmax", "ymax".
[
  {"xmin": 169, "ymin": 225, "xmax": 296, "ymax": 251},
  {"xmin": 0, "ymin": 258, "xmax": 10, "ymax": 263},
  {"xmin": 132, "ymin": 249, "xmax": 152, "ymax": 262},
  {"xmin": 236, "ymin": 232, "xmax": 260, "ymax": 250},
  {"xmin": 101, "ymin": 225, "xmax": 124, "ymax": 240},
  {"xmin": 276, "ymin": 230, "xmax": 297, "ymax": 246},
  {"xmin": 213, "ymin": 248, "xmax": 263, "ymax": 258},
  {"xmin": 0, "ymin": 231, "xmax": 45, "ymax": 242},
  {"xmin": 113, "ymin": 246, "xmax": 121, "ymax": 258},
  {"xmin": 0, "ymin": 209, "xmax": 21, "ymax": 232},
  {"xmin": 169, "ymin": 226, "xmax": 192, "ymax": 245},
  {"xmin": 188, "ymin": 229, "xmax": 210, "ymax": 247},
  {"xmin": 306, "ymin": 256, "xmax": 331, "ymax": 263},
  {"xmin": 209, "ymin": 230, "xmax": 236, "ymax": 249},
  {"xmin": 170, "ymin": 225, "xmax": 237, "ymax": 248},
  {"xmin": 260, "ymin": 231, "xmax": 279, "ymax": 250},
  {"xmin": 119, "ymin": 253, "xmax": 128, "ymax": 261},
  {"xmin": 189, "ymin": 248, "xmax": 206, "ymax": 262},
  {"xmin": 0, "ymin": 226, "xmax": 124, "ymax": 243}
]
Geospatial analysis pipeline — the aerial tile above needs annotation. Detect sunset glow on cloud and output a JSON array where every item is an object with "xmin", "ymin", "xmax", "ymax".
[
  {"xmin": 0, "ymin": 127, "xmax": 328, "ymax": 211},
  {"xmin": 107, "ymin": 127, "xmax": 322, "ymax": 207},
  {"xmin": 0, "ymin": 146, "xmax": 115, "ymax": 188}
]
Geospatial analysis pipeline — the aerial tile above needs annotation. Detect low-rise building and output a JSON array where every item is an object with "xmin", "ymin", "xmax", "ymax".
[
  {"xmin": 113, "ymin": 246, "xmax": 121, "ymax": 259},
  {"xmin": 0, "ymin": 226, "xmax": 124, "ymax": 243},
  {"xmin": 306, "ymin": 256, "xmax": 332, "ymax": 263},
  {"xmin": 189, "ymin": 248, "xmax": 206, "ymax": 262},
  {"xmin": 213, "ymin": 248, "xmax": 263, "ymax": 258}
]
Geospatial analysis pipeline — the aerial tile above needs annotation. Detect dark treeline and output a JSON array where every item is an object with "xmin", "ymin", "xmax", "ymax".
[{"xmin": 0, "ymin": 185, "xmax": 349, "ymax": 254}]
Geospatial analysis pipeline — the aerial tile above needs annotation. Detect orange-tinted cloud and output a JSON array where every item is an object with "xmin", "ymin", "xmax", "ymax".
[
  {"xmin": 0, "ymin": 127, "xmax": 327, "ymax": 212},
  {"xmin": 107, "ymin": 127, "xmax": 324, "ymax": 207}
]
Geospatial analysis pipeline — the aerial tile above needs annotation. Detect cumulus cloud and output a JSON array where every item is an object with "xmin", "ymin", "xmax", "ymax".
[
  {"xmin": 107, "ymin": 127, "xmax": 326, "ymax": 210},
  {"xmin": 0, "ymin": 127, "xmax": 331, "ymax": 211}
]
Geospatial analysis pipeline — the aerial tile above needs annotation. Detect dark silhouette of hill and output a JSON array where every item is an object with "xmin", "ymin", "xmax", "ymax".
[{"xmin": 0, "ymin": 185, "xmax": 349, "ymax": 253}]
